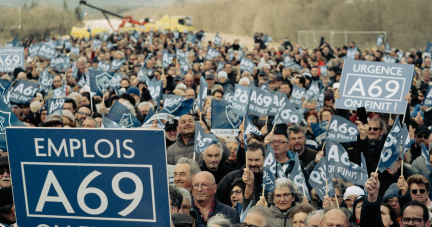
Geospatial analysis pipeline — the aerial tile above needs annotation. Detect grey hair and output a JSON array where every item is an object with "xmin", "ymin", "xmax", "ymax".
[
  {"xmin": 177, "ymin": 187, "xmax": 191, "ymax": 206},
  {"xmin": 206, "ymin": 213, "xmax": 231, "ymax": 227},
  {"xmin": 203, "ymin": 142, "xmax": 223, "ymax": 156},
  {"xmin": 332, "ymin": 179, "xmax": 348, "ymax": 196},
  {"xmin": 306, "ymin": 98, "xmax": 318, "ymax": 105},
  {"xmin": 246, "ymin": 205, "xmax": 278, "ymax": 227},
  {"xmin": 226, "ymin": 139, "xmax": 239, "ymax": 145},
  {"xmin": 287, "ymin": 125, "xmax": 306, "ymax": 140},
  {"xmin": 176, "ymin": 157, "xmax": 201, "ymax": 177},
  {"xmin": 138, "ymin": 101, "xmax": 154, "ymax": 110},
  {"xmin": 423, "ymin": 68, "xmax": 431, "ymax": 74},
  {"xmin": 323, "ymin": 207, "xmax": 350, "ymax": 224},
  {"xmin": 85, "ymin": 117, "xmax": 100, "ymax": 128},
  {"xmin": 268, "ymin": 178, "xmax": 302, "ymax": 205},
  {"xmin": 78, "ymin": 56, "xmax": 87, "ymax": 63},
  {"xmin": 239, "ymin": 77, "xmax": 250, "ymax": 86},
  {"xmin": 305, "ymin": 210, "xmax": 324, "ymax": 226}
]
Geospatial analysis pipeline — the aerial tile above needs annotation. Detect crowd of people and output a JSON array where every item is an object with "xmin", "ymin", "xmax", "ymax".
[{"xmin": 0, "ymin": 28, "xmax": 431, "ymax": 227}]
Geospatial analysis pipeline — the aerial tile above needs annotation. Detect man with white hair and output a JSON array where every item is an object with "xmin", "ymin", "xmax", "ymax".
[
  {"xmin": 243, "ymin": 205, "xmax": 277, "ymax": 227},
  {"xmin": 321, "ymin": 207, "xmax": 350, "ymax": 227},
  {"xmin": 305, "ymin": 210, "xmax": 324, "ymax": 227},
  {"xmin": 200, "ymin": 143, "xmax": 234, "ymax": 184},
  {"xmin": 137, "ymin": 101, "xmax": 154, "ymax": 116},
  {"xmin": 239, "ymin": 77, "xmax": 250, "ymax": 87}
]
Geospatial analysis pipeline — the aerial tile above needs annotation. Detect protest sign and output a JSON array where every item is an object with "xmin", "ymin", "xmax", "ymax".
[
  {"xmin": 38, "ymin": 68, "xmax": 55, "ymax": 93},
  {"xmin": 179, "ymin": 58, "xmax": 190, "ymax": 77},
  {"xmin": 6, "ymin": 128, "xmax": 171, "ymax": 227},
  {"xmin": 147, "ymin": 79, "xmax": 163, "ymax": 110},
  {"xmin": 308, "ymin": 158, "xmax": 335, "ymax": 201},
  {"xmin": 377, "ymin": 35, "xmax": 384, "ymax": 46},
  {"xmin": 162, "ymin": 50, "xmax": 173, "ymax": 69},
  {"xmin": 319, "ymin": 65, "xmax": 327, "ymax": 77},
  {"xmin": 47, "ymin": 98, "xmax": 66, "ymax": 115},
  {"xmin": 385, "ymin": 43, "xmax": 391, "ymax": 53},
  {"xmin": 176, "ymin": 48, "xmax": 187, "ymax": 61},
  {"xmin": 289, "ymin": 153, "xmax": 311, "ymax": 201},
  {"xmin": 223, "ymin": 88, "xmax": 234, "ymax": 104},
  {"xmin": 29, "ymin": 44, "xmax": 40, "ymax": 58},
  {"xmin": 98, "ymin": 61, "xmax": 111, "ymax": 71},
  {"xmin": 325, "ymin": 139, "xmax": 368, "ymax": 185},
  {"xmin": 424, "ymin": 86, "xmax": 432, "ymax": 107},
  {"xmin": 311, "ymin": 121, "xmax": 329, "ymax": 145},
  {"xmin": 264, "ymin": 145, "xmax": 276, "ymax": 176},
  {"xmin": 90, "ymin": 70, "xmax": 113, "ymax": 96},
  {"xmin": 401, "ymin": 123, "xmax": 410, "ymax": 161},
  {"xmin": 243, "ymin": 115, "xmax": 263, "ymax": 149},
  {"xmin": 383, "ymin": 55, "xmax": 397, "ymax": 64},
  {"xmin": 205, "ymin": 47, "xmax": 220, "ymax": 60},
  {"xmin": 272, "ymin": 97, "xmax": 304, "ymax": 125},
  {"xmin": 268, "ymin": 91, "xmax": 286, "ymax": 116},
  {"xmin": 71, "ymin": 47, "xmax": 80, "ymax": 56},
  {"xmin": 217, "ymin": 62, "xmax": 226, "ymax": 73},
  {"xmin": 214, "ymin": 33, "xmax": 222, "ymax": 46},
  {"xmin": 111, "ymin": 59, "xmax": 125, "ymax": 72},
  {"xmin": 346, "ymin": 47, "xmax": 357, "ymax": 60},
  {"xmin": 53, "ymin": 80, "xmax": 67, "ymax": 98},
  {"xmin": 158, "ymin": 96, "xmax": 194, "ymax": 120},
  {"xmin": 196, "ymin": 77, "xmax": 208, "ymax": 112},
  {"xmin": 9, "ymin": 80, "xmax": 38, "ymax": 104},
  {"xmin": 37, "ymin": 43, "xmax": 56, "ymax": 59},
  {"xmin": 248, "ymin": 86, "xmax": 273, "ymax": 117},
  {"xmin": 326, "ymin": 115, "xmax": 359, "ymax": 143},
  {"xmin": 290, "ymin": 84, "xmax": 305, "ymax": 109},
  {"xmin": 239, "ymin": 57, "xmax": 254, "ymax": 73},
  {"xmin": 335, "ymin": 60, "xmax": 414, "ymax": 114},
  {"xmin": 93, "ymin": 39, "xmax": 102, "ymax": 50},
  {"xmin": 194, "ymin": 122, "xmax": 219, "ymax": 155},
  {"xmin": 0, "ymin": 79, "xmax": 11, "ymax": 99},
  {"xmin": 106, "ymin": 101, "xmax": 141, "ymax": 128},
  {"xmin": 377, "ymin": 119, "xmax": 402, "ymax": 172},
  {"xmin": 0, "ymin": 98, "xmax": 26, "ymax": 150},
  {"xmin": 262, "ymin": 166, "xmax": 275, "ymax": 193},
  {"xmin": 141, "ymin": 108, "xmax": 165, "ymax": 129},
  {"xmin": 232, "ymin": 84, "xmax": 252, "ymax": 116},
  {"xmin": 210, "ymin": 100, "xmax": 243, "ymax": 137},
  {"xmin": 421, "ymin": 143, "xmax": 432, "ymax": 171},
  {"xmin": 259, "ymin": 81, "xmax": 270, "ymax": 92},
  {"xmin": 0, "ymin": 47, "xmax": 24, "ymax": 72}
]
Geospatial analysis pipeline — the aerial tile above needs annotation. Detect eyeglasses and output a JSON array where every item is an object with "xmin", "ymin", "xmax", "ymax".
[
  {"xmin": 331, "ymin": 195, "xmax": 344, "ymax": 201},
  {"xmin": 411, "ymin": 189, "xmax": 426, "ymax": 195},
  {"xmin": 269, "ymin": 140, "xmax": 288, "ymax": 145},
  {"xmin": 241, "ymin": 223, "xmax": 259, "ymax": 227},
  {"xmin": 181, "ymin": 205, "xmax": 190, "ymax": 213},
  {"xmin": 0, "ymin": 169, "xmax": 10, "ymax": 174},
  {"xmin": 369, "ymin": 127, "xmax": 380, "ymax": 131},
  {"xmin": 417, "ymin": 134, "xmax": 428, "ymax": 139},
  {"xmin": 78, "ymin": 111, "xmax": 91, "ymax": 117},
  {"xmin": 192, "ymin": 183, "xmax": 215, "ymax": 190},
  {"xmin": 230, "ymin": 190, "xmax": 243, "ymax": 195},
  {"xmin": 401, "ymin": 217, "xmax": 423, "ymax": 225},
  {"xmin": 274, "ymin": 193, "xmax": 292, "ymax": 200}
]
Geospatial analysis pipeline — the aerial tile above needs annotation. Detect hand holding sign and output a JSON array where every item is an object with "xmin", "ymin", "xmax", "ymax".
[
  {"xmin": 356, "ymin": 121, "xmax": 368, "ymax": 140},
  {"xmin": 398, "ymin": 176, "xmax": 408, "ymax": 196},
  {"xmin": 364, "ymin": 173, "xmax": 380, "ymax": 203},
  {"xmin": 256, "ymin": 196, "xmax": 268, "ymax": 207}
]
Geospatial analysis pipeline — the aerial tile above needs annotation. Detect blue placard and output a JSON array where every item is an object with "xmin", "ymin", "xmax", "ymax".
[
  {"xmin": 38, "ymin": 43, "xmax": 56, "ymax": 59},
  {"xmin": 0, "ymin": 47, "xmax": 24, "ymax": 72},
  {"xmin": 335, "ymin": 60, "xmax": 414, "ymax": 114},
  {"xmin": 6, "ymin": 128, "xmax": 171, "ymax": 227}
]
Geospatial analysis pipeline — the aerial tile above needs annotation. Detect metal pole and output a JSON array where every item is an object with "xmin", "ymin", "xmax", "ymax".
[
  {"xmin": 345, "ymin": 29, "xmax": 347, "ymax": 45},
  {"xmin": 18, "ymin": 6, "xmax": 21, "ymax": 29}
]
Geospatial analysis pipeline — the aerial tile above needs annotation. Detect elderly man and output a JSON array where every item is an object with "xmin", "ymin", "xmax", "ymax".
[
  {"xmin": 321, "ymin": 208, "xmax": 350, "ymax": 227},
  {"xmin": 242, "ymin": 205, "xmax": 277, "ymax": 227},
  {"xmin": 165, "ymin": 119, "xmax": 178, "ymax": 149},
  {"xmin": 225, "ymin": 139, "xmax": 242, "ymax": 170},
  {"xmin": 0, "ymin": 156, "xmax": 11, "ymax": 189},
  {"xmin": 174, "ymin": 157, "xmax": 201, "ymax": 192},
  {"xmin": 82, "ymin": 117, "xmax": 99, "ymax": 128},
  {"xmin": 184, "ymin": 74, "xmax": 196, "ymax": 90},
  {"xmin": 166, "ymin": 114, "xmax": 230, "ymax": 165},
  {"xmin": 200, "ymin": 142, "xmax": 234, "ymax": 184},
  {"xmin": 305, "ymin": 210, "xmax": 324, "ymax": 227},
  {"xmin": 191, "ymin": 171, "xmax": 239, "ymax": 226}
]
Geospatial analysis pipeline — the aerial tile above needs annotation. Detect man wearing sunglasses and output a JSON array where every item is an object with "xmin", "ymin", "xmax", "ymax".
[
  {"xmin": 399, "ymin": 174, "xmax": 432, "ymax": 220},
  {"xmin": 410, "ymin": 126, "xmax": 430, "ymax": 163},
  {"xmin": 0, "ymin": 156, "xmax": 10, "ymax": 189}
]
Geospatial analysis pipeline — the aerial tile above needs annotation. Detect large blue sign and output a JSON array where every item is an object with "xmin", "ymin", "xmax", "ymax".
[
  {"xmin": 0, "ymin": 47, "xmax": 24, "ymax": 72},
  {"xmin": 6, "ymin": 128, "xmax": 171, "ymax": 227},
  {"xmin": 335, "ymin": 60, "xmax": 414, "ymax": 114}
]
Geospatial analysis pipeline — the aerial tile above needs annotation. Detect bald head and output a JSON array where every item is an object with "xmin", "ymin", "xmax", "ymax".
[
  {"xmin": 184, "ymin": 74, "xmax": 194, "ymax": 88},
  {"xmin": 193, "ymin": 171, "xmax": 215, "ymax": 184},
  {"xmin": 17, "ymin": 72, "xmax": 27, "ymax": 81},
  {"xmin": 322, "ymin": 209, "xmax": 349, "ymax": 227}
]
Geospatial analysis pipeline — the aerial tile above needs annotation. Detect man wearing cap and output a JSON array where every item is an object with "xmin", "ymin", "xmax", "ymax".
[
  {"xmin": 205, "ymin": 73, "xmax": 215, "ymax": 95},
  {"xmin": 127, "ymin": 87, "xmax": 141, "ymax": 106},
  {"xmin": 165, "ymin": 118, "xmax": 178, "ymax": 149},
  {"xmin": 410, "ymin": 126, "xmax": 430, "ymax": 163},
  {"xmin": 91, "ymin": 57, "xmax": 99, "ymax": 69},
  {"xmin": 44, "ymin": 114, "xmax": 63, "ymax": 127},
  {"xmin": 0, "ymin": 156, "xmax": 11, "ymax": 189},
  {"xmin": 38, "ymin": 106, "xmax": 48, "ymax": 127}
]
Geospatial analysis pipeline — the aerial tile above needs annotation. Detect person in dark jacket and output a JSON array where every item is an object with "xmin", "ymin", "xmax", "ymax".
[
  {"xmin": 287, "ymin": 125, "xmax": 318, "ymax": 168},
  {"xmin": 382, "ymin": 183, "xmax": 403, "ymax": 218},
  {"xmin": 216, "ymin": 142, "xmax": 264, "ymax": 207},
  {"xmin": 191, "ymin": 172, "xmax": 239, "ymax": 226},
  {"xmin": 200, "ymin": 143, "xmax": 235, "ymax": 184},
  {"xmin": 0, "ymin": 187, "xmax": 15, "ymax": 226},
  {"xmin": 410, "ymin": 126, "xmax": 430, "ymax": 163},
  {"xmin": 377, "ymin": 156, "xmax": 413, "ymax": 199},
  {"xmin": 350, "ymin": 195, "xmax": 364, "ymax": 227},
  {"xmin": 362, "ymin": 172, "xmax": 401, "ymax": 227}
]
